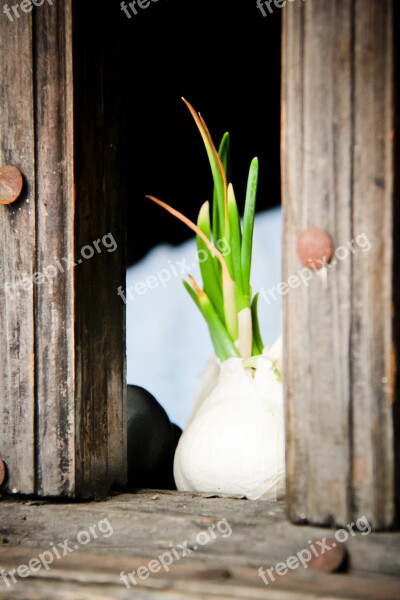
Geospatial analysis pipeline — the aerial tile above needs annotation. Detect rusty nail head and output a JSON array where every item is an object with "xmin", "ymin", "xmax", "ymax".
[
  {"xmin": 297, "ymin": 227, "xmax": 334, "ymax": 269},
  {"xmin": 308, "ymin": 537, "xmax": 347, "ymax": 572},
  {"xmin": 0, "ymin": 459, "xmax": 6, "ymax": 488},
  {"xmin": 0, "ymin": 166, "xmax": 23, "ymax": 205}
]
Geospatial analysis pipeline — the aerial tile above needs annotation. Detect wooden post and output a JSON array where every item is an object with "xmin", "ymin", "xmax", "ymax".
[
  {"xmin": 282, "ymin": 0, "xmax": 398, "ymax": 529},
  {"xmin": 0, "ymin": 6, "xmax": 36, "ymax": 494},
  {"xmin": 0, "ymin": 1, "xmax": 126, "ymax": 497}
]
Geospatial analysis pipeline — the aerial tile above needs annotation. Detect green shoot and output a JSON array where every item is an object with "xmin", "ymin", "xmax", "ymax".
[{"xmin": 146, "ymin": 99, "xmax": 268, "ymax": 362}]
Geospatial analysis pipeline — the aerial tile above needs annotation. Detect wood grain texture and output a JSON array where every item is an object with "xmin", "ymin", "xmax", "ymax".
[
  {"xmin": 33, "ymin": 1, "xmax": 126, "ymax": 497},
  {"xmin": 0, "ymin": 558, "xmax": 398, "ymax": 600},
  {"xmin": 350, "ymin": 0, "xmax": 395, "ymax": 529},
  {"xmin": 72, "ymin": 1, "xmax": 127, "ymax": 498},
  {"xmin": 34, "ymin": 0, "xmax": 76, "ymax": 496},
  {"xmin": 1, "ymin": 492, "xmax": 399, "ymax": 576},
  {"xmin": 1, "ymin": 1, "xmax": 126, "ymax": 497},
  {"xmin": 282, "ymin": 0, "xmax": 397, "ymax": 529},
  {"xmin": 0, "ymin": 491, "xmax": 399, "ymax": 599},
  {"xmin": 393, "ymin": 0, "xmax": 400, "ymax": 536},
  {"xmin": 0, "ymin": 13, "xmax": 36, "ymax": 493}
]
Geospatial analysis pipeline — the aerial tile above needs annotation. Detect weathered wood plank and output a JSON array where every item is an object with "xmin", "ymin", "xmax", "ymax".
[
  {"xmin": 282, "ymin": 0, "xmax": 397, "ymax": 528},
  {"xmin": 0, "ymin": 492, "xmax": 399, "ymax": 576},
  {"xmin": 0, "ymin": 12, "xmax": 35, "ymax": 492},
  {"xmin": 0, "ymin": 2, "xmax": 126, "ymax": 498},
  {"xmin": 0, "ymin": 491, "xmax": 399, "ymax": 600},
  {"xmin": 394, "ymin": 0, "xmax": 400, "ymax": 535},
  {"xmin": 72, "ymin": 1, "xmax": 127, "ymax": 497},
  {"xmin": 34, "ymin": 0, "xmax": 75, "ymax": 496},
  {"xmin": 0, "ymin": 549, "xmax": 399, "ymax": 600},
  {"xmin": 351, "ymin": 0, "xmax": 395, "ymax": 529},
  {"xmin": 32, "ymin": 1, "xmax": 126, "ymax": 497}
]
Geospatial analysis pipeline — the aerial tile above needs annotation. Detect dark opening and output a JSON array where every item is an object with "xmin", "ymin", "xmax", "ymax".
[
  {"xmin": 73, "ymin": 0, "xmax": 282, "ymax": 491},
  {"xmin": 117, "ymin": 0, "xmax": 282, "ymax": 265}
]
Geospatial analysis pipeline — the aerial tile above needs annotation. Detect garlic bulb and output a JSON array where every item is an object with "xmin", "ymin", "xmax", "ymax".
[{"xmin": 174, "ymin": 338, "xmax": 285, "ymax": 501}]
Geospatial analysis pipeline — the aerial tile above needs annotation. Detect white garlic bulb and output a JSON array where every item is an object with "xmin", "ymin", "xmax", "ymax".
[{"xmin": 174, "ymin": 339, "xmax": 285, "ymax": 500}]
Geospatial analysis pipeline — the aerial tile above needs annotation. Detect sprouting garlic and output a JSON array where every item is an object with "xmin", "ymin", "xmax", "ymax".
[{"xmin": 174, "ymin": 338, "xmax": 285, "ymax": 501}]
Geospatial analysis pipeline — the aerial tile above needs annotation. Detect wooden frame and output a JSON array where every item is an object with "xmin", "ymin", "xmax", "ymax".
[
  {"xmin": 0, "ymin": 0, "xmax": 126, "ymax": 497},
  {"xmin": 0, "ymin": 0, "xmax": 398, "ymax": 533},
  {"xmin": 282, "ymin": 0, "xmax": 398, "ymax": 529}
]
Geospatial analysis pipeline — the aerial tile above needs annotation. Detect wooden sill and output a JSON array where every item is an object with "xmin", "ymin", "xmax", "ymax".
[{"xmin": 0, "ymin": 490, "xmax": 399, "ymax": 599}]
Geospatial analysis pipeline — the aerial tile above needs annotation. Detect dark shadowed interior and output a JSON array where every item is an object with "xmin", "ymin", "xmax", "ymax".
[{"xmin": 74, "ymin": 0, "xmax": 282, "ymax": 265}]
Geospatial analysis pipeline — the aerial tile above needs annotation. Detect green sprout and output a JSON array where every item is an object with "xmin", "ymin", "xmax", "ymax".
[{"xmin": 146, "ymin": 98, "xmax": 264, "ymax": 362}]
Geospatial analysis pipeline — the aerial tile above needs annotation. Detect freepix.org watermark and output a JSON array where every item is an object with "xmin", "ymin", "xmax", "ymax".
[
  {"xmin": 256, "ymin": 0, "xmax": 306, "ymax": 18},
  {"xmin": 117, "ymin": 237, "xmax": 231, "ymax": 305},
  {"xmin": 0, "ymin": 518, "xmax": 113, "ymax": 587},
  {"xmin": 120, "ymin": 0, "xmax": 165, "ymax": 19},
  {"xmin": 259, "ymin": 232, "xmax": 371, "ymax": 305},
  {"xmin": 2, "ymin": 0, "xmax": 53, "ymax": 22},
  {"xmin": 120, "ymin": 518, "xmax": 232, "ymax": 588},
  {"xmin": 4, "ymin": 232, "xmax": 117, "ymax": 300},
  {"xmin": 258, "ymin": 515, "xmax": 371, "ymax": 585}
]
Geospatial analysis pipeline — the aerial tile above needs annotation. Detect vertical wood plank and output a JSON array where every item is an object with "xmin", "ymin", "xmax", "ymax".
[
  {"xmin": 34, "ymin": 0, "xmax": 76, "ymax": 495},
  {"xmin": 72, "ymin": 2, "xmax": 127, "ymax": 496},
  {"xmin": 1, "ymin": 1, "xmax": 126, "ymax": 497},
  {"xmin": 282, "ymin": 0, "xmax": 397, "ymax": 528},
  {"xmin": 393, "ymin": 0, "xmax": 400, "ymax": 532},
  {"xmin": 282, "ymin": 0, "xmax": 353, "ymax": 526},
  {"xmin": 0, "ymin": 14, "xmax": 36, "ymax": 493},
  {"xmin": 34, "ymin": 1, "xmax": 126, "ymax": 497},
  {"xmin": 351, "ymin": 0, "xmax": 395, "ymax": 527}
]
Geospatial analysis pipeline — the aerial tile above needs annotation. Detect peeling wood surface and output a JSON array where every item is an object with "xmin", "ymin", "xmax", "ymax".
[
  {"xmin": 0, "ymin": 491, "xmax": 399, "ymax": 599},
  {"xmin": 282, "ymin": 0, "xmax": 397, "ymax": 528}
]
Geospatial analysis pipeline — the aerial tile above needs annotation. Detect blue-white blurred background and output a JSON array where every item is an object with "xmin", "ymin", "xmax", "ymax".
[{"xmin": 126, "ymin": 207, "xmax": 282, "ymax": 428}]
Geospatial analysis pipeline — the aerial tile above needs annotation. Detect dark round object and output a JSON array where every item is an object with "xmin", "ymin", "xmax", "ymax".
[{"xmin": 127, "ymin": 385, "xmax": 182, "ymax": 490}]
